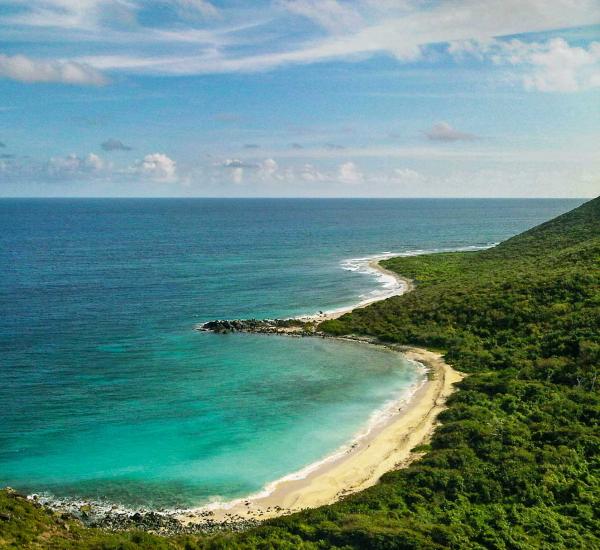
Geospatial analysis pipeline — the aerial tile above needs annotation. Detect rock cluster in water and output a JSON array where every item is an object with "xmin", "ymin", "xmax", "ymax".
[{"xmin": 199, "ymin": 318, "xmax": 315, "ymax": 335}]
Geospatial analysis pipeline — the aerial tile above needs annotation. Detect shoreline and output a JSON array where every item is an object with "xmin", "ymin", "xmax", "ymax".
[
  {"xmin": 178, "ymin": 346, "xmax": 462, "ymax": 526},
  {"xmin": 178, "ymin": 260, "xmax": 462, "ymax": 527},
  {"xmin": 296, "ymin": 257, "xmax": 414, "ymax": 324},
  {"xmin": 28, "ymin": 255, "xmax": 463, "ymax": 533}
]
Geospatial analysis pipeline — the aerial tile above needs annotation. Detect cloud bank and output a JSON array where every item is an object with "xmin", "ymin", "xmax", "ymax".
[
  {"xmin": 1, "ymin": 0, "xmax": 599, "ymax": 92},
  {"xmin": 134, "ymin": 153, "xmax": 178, "ymax": 183},
  {"xmin": 0, "ymin": 53, "xmax": 107, "ymax": 86},
  {"xmin": 450, "ymin": 37, "xmax": 600, "ymax": 92}
]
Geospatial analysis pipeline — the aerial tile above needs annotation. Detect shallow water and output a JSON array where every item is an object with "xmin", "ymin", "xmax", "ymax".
[{"xmin": 0, "ymin": 198, "xmax": 582, "ymax": 507}]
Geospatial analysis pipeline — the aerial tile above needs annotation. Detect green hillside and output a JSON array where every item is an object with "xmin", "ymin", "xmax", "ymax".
[
  {"xmin": 321, "ymin": 195, "xmax": 600, "ymax": 383},
  {"xmin": 2, "ymin": 197, "xmax": 599, "ymax": 549}
]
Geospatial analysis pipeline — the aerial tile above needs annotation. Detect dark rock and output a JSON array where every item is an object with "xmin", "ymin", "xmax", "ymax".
[{"xmin": 199, "ymin": 317, "xmax": 312, "ymax": 336}]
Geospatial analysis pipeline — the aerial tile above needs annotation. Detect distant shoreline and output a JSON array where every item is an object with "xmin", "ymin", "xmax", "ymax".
[
  {"xmin": 178, "ymin": 260, "xmax": 463, "ymax": 527},
  {"xmin": 296, "ymin": 257, "xmax": 414, "ymax": 324}
]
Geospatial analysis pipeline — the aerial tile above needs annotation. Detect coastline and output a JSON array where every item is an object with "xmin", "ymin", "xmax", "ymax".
[
  {"xmin": 178, "ymin": 260, "xmax": 462, "ymax": 527},
  {"xmin": 296, "ymin": 257, "xmax": 414, "ymax": 324},
  {"xmin": 28, "ymin": 256, "xmax": 463, "ymax": 534}
]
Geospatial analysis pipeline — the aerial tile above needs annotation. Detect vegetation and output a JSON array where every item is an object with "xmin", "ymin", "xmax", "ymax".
[
  {"xmin": 2, "ymin": 197, "xmax": 598, "ymax": 549},
  {"xmin": 0, "ymin": 489, "xmax": 175, "ymax": 549}
]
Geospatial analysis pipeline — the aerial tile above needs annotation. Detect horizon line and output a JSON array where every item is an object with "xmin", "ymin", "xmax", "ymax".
[{"xmin": 0, "ymin": 196, "xmax": 591, "ymax": 201}]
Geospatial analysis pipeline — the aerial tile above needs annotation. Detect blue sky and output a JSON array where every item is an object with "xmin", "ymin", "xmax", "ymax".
[{"xmin": 0, "ymin": 1, "xmax": 599, "ymax": 197}]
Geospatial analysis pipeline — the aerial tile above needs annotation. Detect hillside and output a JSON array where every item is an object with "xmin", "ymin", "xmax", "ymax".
[
  {"xmin": 1, "ymin": 197, "xmax": 599, "ymax": 549},
  {"xmin": 321, "ymin": 196, "xmax": 600, "ymax": 383}
]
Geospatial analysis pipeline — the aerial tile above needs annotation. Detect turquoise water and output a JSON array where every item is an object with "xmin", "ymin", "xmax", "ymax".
[{"xmin": 0, "ymin": 198, "xmax": 583, "ymax": 508}]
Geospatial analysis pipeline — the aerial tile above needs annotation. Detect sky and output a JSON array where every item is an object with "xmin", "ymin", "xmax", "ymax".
[{"xmin": 0, "ymin": 0, "xmax": 599, "ymax": 198}]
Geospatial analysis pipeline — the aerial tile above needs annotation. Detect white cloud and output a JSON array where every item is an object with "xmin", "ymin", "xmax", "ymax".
[
  {"xmin": 4, "ymin": 0, "xmax": 598, "ymax": 84},
  {"xmin": 135, "ymin": 153, "xmax": 178, "ymax": 182},
  {"xmin": 337, "ymin": 161, "xmax": 363, "ymax": 184},
  {"xmin": 259, "ymin": 158, "xmax": 279, "ymax": 178},
  {"xmin": 220, "ymin": 158, "xmax": 282, "ymax": 183},
  {"xmin": 298, "ymin": 163, "xmax": 326, "ymax": 182},
  {"xmin": 214, "ymin": 157, "xmax": 369, "ymax": 186},
  {"xmin": 220, "ymin": 158, "xmax": 258, "ymax": 169},
  {"xmin": 450, "ymin": 37, "xmax": 600, "ymax": 92},
  {"xmin": 368, "ymin": 167, "xmax": 426, "ymax": 188},
  {"xmin": 264, "ymin": 158, "xmax": 364, "ymax": 185},
  {"xmin": 173, "ymin": 0, "xmax": 219, "ymax": 18},
  {"xmin": 231, "ymin": 167, "xmax": 244, "ymax": 184},
  {"xmin": 280, "ymin": 0, "xmax": 362, "ymax": 34},
  {"xmin": 4, "ymin": 0, "xmax": 108, "ymax": 30},
  {"xmin": 0, "ymin": 152, "xmax": 111, "ymax": 182},
  {"xmin": 10, "ymin": 148, "xmax": 594, "ymax": 197},
  {"xmin": 1, "ymin": 150, "xmax": 190, "ymax": 185},
  {"xmin": 392, "ymin": 168, "xmax": 423, "ymax": 181},
  {"xmin": 425, "ymin": 122, "xmax": 478, "ymax": 142},
  {"xmin": 46, "ymin": 150, "xmax": 189, "ymax": 185},
  {"xmin": 215, "ymin": 158, "xmax": 253, "ymax": 184},
  {"xmin": 523, "ymin": 39, "xmax": 600, "ymax": 92},
  {"xmin": 85, "ymin": 153, "xmax": 104, "ymax": 171},
  {"xmin": 0, "ymin": 53, "xmax": 107, "ymax": 85},
  {"xmin": 73, "ymin": 1, "xmax": 600, "ymax": 76},
  {"xmin": 3, "ymin": 0, "xmax": 218, "ymax": 29},
  {"xmin": 47, "ymin": 153, "xmax": 106, "ymax": 177}
]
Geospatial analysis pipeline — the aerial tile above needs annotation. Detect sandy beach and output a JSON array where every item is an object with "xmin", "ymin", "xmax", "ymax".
[{"xmin": 178, "ymin": 261, "xmax": 463, "ymax": 526}]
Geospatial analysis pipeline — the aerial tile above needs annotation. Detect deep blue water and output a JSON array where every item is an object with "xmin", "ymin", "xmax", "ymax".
[{"xmin": 0, "ymin": 198, "xmax": 583, "ymax": 508}]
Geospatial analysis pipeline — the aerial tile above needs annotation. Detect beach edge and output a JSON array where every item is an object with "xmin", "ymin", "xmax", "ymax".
[{"xmin": 179, "ymin": 261, "xmax": 463, "ymax": 526}]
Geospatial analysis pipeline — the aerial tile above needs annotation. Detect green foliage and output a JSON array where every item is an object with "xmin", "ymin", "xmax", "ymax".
[
  {"xmin": 2, "ymin": 197, "xmax": 599, "ymax": 548},
  {"xmin": 0, "ymin": 490, "xmax": 176, "ymax": 549}
]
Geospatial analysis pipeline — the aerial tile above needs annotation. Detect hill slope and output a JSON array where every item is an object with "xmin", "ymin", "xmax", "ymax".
[
  {"xmin": 1, "ymin": 197, "xmax": 599, "ymax": 549},
  {"xmin": 321, "ymin": 196, "xmax": 600, "ymax": 383}
]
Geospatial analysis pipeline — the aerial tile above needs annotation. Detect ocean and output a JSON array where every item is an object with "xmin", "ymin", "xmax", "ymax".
[{"xmin": 0, "ymin": 198, "xmax": 583, "ymax": 509}]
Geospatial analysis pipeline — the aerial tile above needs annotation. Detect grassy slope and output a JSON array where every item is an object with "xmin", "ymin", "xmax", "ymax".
[{"xmin": 2, "ymin": 197, "xmax": 599, "ymax": 549}]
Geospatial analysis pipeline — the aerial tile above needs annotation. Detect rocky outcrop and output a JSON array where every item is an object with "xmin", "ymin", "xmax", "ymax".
[
  {"xmin": 20, "ymin": 490, "xmax": 260, "ymax": 536},
  {"xmin": 87, "ymin": 508, "xmax": 259, "ymax": 534},
  {"xmin": 198, "ymin": 318, "xmax": 314, "ymax": 335}
]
